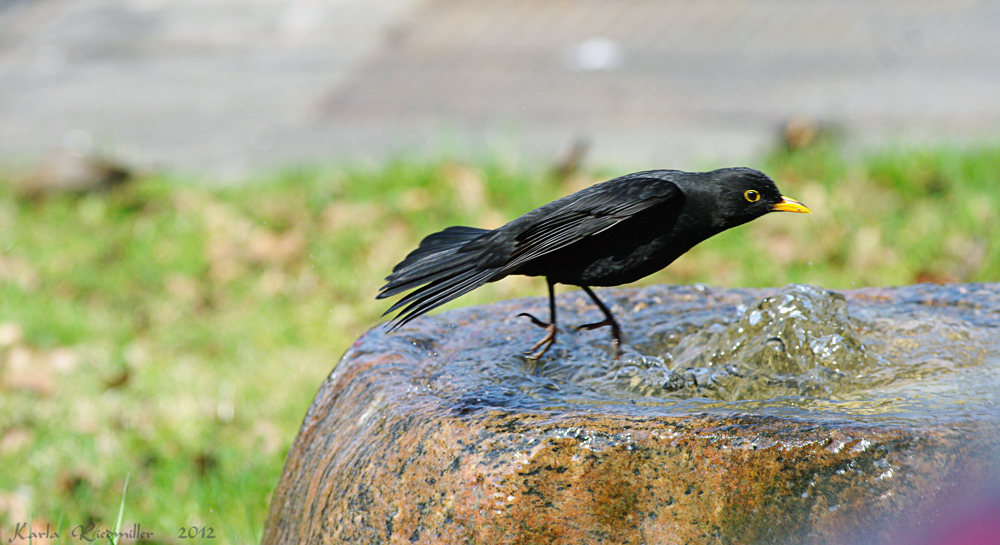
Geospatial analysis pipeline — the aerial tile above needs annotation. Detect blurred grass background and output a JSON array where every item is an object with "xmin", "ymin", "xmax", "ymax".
[{"xmin": 1, "ymin": 142, "xmax": 999, "ymax": 542}]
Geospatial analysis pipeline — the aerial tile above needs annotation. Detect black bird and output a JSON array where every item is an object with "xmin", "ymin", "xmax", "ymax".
[{"xmin": 378, "ymin": 167, "xmax": 810, "ymax": 358}]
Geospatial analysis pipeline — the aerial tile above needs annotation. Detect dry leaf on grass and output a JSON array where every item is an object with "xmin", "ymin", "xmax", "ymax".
[
  {"xmin": 2, "ymin": 346, "xmax": 55, "ymax": 396},
  {"xmin": 0, "ymin": 254, "xmax": 39, "ymax": 292},
  {"xmin": 0, "ymin": 322, "xmax": 24, "ymax": 348},
  {"xmin": 247, "ymin": 229, "xmax": 305, "ymax": 267},
  {"xmin": 0, "ymin": 427, "xmax": 33, "ymax": 454}
]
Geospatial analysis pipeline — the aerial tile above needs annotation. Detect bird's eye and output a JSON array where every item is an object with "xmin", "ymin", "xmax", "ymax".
[{"xmin": 744, "ymin": 190, "xmax": 760, "ymax": 202}]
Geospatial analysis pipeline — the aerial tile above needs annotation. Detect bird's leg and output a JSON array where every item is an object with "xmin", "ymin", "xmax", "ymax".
[
  {"xmin": 575, "ymin": 286, "xmax": 623, "ymax": 358},
  {"xmin": 518, "ymin": 278, "xmax": 557, "ymax": 359}
]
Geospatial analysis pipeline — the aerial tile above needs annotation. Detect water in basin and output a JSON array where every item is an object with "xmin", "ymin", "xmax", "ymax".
[{"xmin": 443, "ymin": 284, "xmax": 1000, "ymax": 426}]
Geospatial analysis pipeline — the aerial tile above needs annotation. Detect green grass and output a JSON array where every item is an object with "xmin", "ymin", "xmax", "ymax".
[{"xmin": 0, "ymin": 143, "xmax": 998, "ymax": 542}]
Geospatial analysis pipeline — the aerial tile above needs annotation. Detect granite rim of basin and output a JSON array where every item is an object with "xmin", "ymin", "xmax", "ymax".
[{"xmin": 264, "ymin": 283, "xmax": 1000, "ymax": 545}]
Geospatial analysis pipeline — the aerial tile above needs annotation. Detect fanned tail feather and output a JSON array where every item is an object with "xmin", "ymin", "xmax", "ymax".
[{"xmin": 377, "ymin": 226, "xmax": 499, "ymax": 329}]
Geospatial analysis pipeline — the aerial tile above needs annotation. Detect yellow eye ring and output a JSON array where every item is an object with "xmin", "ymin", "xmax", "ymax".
[{"xmin": 744, "ymin": 190, "xmax": 760, "ymax": 202}]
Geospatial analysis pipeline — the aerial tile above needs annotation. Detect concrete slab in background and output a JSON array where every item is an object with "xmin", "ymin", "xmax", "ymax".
[{"xmin": 2, "ymin": 0, "xmax": 999, "ymax": 174}]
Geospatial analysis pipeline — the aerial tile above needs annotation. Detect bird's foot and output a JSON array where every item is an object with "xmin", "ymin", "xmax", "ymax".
[
  {"xmin": 575, "ymin": 318, "xmax": 623, "ymax": 359},
  {"xmin": 518, "ymin": 312, "xmax": 557, "ymax": 359},
  {"xmin": 518, "ymin": 312, "xmax": 549, "ymax": 329}
]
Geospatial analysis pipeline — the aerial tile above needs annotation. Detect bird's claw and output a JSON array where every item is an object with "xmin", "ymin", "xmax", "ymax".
[
  {"xmin": 574, "ymin": 319, "xmax": 609, "ymax": 332},
  {"xmin": 517, "ymin": 312, "xmax": 549, "ymax": 329},
  {"xmin": 524, "ymin": 325, "xmax": 556, "ymax": 360},
  {"xmin": 520, "ymin": 313, "xmax": 557, "ymax": 359},
  {"xmin": 574, "ymin": 318, "xmax": 623, "ymax": 359}
]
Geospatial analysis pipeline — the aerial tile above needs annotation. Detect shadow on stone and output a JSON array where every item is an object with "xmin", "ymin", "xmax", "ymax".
[{"xmin": 264, "ymin": 283, "xmax": 1000, "ymax": 544}]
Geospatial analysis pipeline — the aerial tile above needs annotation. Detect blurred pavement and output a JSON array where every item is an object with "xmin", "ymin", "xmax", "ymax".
[{"xmin": 2, "ymin": 0, "xmax": 1000, "ymax": 173}]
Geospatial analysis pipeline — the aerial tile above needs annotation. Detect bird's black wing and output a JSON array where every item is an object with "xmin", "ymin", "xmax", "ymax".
[{"xmin": 497, "ymin": 174, "xmax": 682, "ymax": 271}]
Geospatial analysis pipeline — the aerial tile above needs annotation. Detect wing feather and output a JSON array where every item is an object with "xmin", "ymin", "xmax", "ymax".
[{"xmin": 501, "ymin": 174, "xmax": 682, "ymax": 270}]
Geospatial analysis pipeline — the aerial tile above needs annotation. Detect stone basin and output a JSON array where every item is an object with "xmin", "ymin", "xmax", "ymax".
[{"xmin": 263, "ymin": 284, "xmax": 1000, "ymax": 544}]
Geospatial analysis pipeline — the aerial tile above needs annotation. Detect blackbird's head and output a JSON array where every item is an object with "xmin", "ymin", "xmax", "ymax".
[{"xmin": 702, "ymin": 167, "xmax": 810, "ymax": 228}]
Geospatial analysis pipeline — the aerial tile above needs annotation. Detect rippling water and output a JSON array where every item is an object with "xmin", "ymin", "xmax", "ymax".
[
  {"xmin": 406, "ymin": 284, "xmax": 1000, "ymax": 426},
  {"xmin": 584, "ymin": 285, "xmax": 998, "ymax": 418}
]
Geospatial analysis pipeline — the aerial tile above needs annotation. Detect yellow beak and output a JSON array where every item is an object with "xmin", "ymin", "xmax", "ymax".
[{"xmin": 772, "ymin": 196, "xmax": 811, "ymax": 213}]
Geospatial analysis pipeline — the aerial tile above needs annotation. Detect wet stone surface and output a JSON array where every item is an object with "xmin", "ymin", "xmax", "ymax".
[{"xmin": 264, "ymin": 283, "xmax": 1000, "ymax": 545}]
